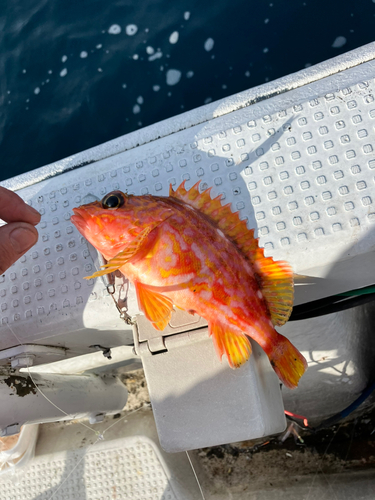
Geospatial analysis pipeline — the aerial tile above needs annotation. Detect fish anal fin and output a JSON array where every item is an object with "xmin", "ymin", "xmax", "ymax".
[
  {"xmin": 209, "ymin": 322, "xmax": 252, "ymax": 369},
  {"xmin": 171, "ymin": 181, "xmax": 294, "ymax": 327},
  {"xmin": 135, "ymin": 281, "xmax": 174, "ymax": 331}
]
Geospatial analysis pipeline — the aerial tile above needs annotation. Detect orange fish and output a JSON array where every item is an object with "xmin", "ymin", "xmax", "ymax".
[{"xmin": 71, "ymin": 181, "xmax": 307, "ymax": 388}]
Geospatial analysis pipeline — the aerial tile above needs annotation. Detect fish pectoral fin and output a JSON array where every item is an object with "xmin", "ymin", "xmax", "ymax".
[
  {"xmin": 209, "ymin": 322, "xmax": 252, "ymax": 369},
  {"xmin": 135, "ymin": 281, "xmax": 174, "ymax": 331},
  {"xmin": 84, "ymin": 226, "xmax": 152, "ymax": 280}
]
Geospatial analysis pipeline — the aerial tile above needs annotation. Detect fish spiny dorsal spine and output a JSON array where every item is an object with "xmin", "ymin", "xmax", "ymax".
[{"xmin": 170, "ymin": 180, "xmax": 294, "ymax": 326}]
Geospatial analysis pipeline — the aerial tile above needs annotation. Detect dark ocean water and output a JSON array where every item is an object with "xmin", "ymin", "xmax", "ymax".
[{"xmin": 1, "ymin": 0, "xmax": 375, "ymax": 182}]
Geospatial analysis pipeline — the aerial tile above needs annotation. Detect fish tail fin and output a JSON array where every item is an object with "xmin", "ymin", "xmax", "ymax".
[
  {"xmin": 267, "ymin": 333, "xmax": 307, "ymax": 389},
  {"xmin": 209, "ymin": 322, "xmax": 252, "ymax": 368}
]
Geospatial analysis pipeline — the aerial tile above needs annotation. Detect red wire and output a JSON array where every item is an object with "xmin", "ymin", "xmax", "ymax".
[{"xmin": 284, "ymin": 410, "xmax": 309, "ymax": 428}]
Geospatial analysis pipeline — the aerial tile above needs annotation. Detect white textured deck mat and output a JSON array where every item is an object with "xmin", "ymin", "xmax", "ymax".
[
  {"xmin": 0, "ymin": 436, "xmax": 177, "ymax": 500},
  {"xmin": 2, "ymin": 52, "xmax": 375, "ymax": 351}
]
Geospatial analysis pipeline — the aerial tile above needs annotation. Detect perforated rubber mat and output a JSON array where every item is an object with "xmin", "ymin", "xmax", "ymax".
[
  {"xmin": 2, "ymin": 60, "xmax": 375, "ymax": 352},
  {"xmin": 0, "ymin": 436, "xmax": 177, "ymax": 500}
]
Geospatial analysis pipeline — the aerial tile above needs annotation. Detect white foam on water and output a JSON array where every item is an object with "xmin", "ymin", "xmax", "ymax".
[
  {"xmin": 80, "ymin": 51, "xmax": 88, "ymax": 58},
  {"xmin": 204, "ymin": 97, "xmax": 212, "ymax": 104},
  {"xmin": 133, "ymin": 54, "xmax": 139, "ymax": 60},
  {"xmin": 169, "ymin": 31, "xmax": 179, "ymax": 44},
  {"xmin": 146, "ymin": 46, "xmax": 155, "ymax": 54},
  {"xmin": 122, "ymin": 83, "xmax": 127, "ymax": 88},
  {"xmin": 332, "ymin": 36, "xmax": 347, "ymax": 48},
  {"xmin": 137, "ymin": 96, "xmax": 144, "ymax": 104},
  {"xmin": 263, "ymin": 47, "xmax": 269, "ymax": 53},
  {"xmin": 98, "ymin": 68, "xmax": 103, "ymax": 72},
  {"xmin": 22, "ymin": 69, "xmax": 26, "ymax": 73},
  {"xmin": 126, "ymin": 24, "xmax": 138, "ymax": 36},
  {"xmin": 204, "ymin": 38, "xmax": 214, "ymax": 51},
  {"xmin": 60, "ymin": 68, "xmax": 68, "ymax": 77},
  {"xmin": 153, "ymin": 85, "xmax": 160, "ymax": 91},
  {"xmin": 133, "ymin": 104, "xmax": 141, "ymax": 114},
  {"xmin": 186, "ymin": 70, "xmax": 194, "ymax": 78},
  {"xmin": 48, "ymin": 70, "xmax": 52, "ymax": 74},
  {"xmin": 222, "ymin": 84, "xmax": 227, "ymax": 89},
  {"xmin": 245, "ymin": 70, "xmax": 250, "ymax": 77},
  {"xmin": 26, "ymin": 98, "xmax": 30, "ymax": 102},
  {"xmin": 148, "ymin": 51, "xmax": 162, "ymax": 61},
  {"xmin": 184, "ymin": 11, "xmax": 190, "ymax": 20},
  {"xmin": 166, "ymin": 69, "xmax": 181, "ymax": 86},
  {"xmin": 264, "ymin": 18, "xmax": 269, "ymax": 23},
  {"xmin": 62, "ymin": 55, "xmax": 68, "ymax": 62},
  {"xmin": 108, "ymin": 24, "xmax": 121, "ymax": 35},
  {"xmin": 34, "ymin": 87, "xmax": 40, "ymax": 95},
  {"xmin": 96, "ymin": 44, "xmax": 103, "ymax": 49}
]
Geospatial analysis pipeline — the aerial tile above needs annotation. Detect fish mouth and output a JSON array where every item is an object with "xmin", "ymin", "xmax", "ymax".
[{"xmin": 71, "ymin": 208, "xmax": 89, "ymax": 233}]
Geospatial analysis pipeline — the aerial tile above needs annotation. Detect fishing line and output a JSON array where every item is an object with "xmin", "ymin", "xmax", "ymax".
[
  {"xmin": 186, "ymin": 450, "xmax": 206, "ymax": 500},
  {"xmin": 305, "ymin": 424, "xmax": 342, "ymax": 500},
  {"xmin": 6, "ymin": 323, "xmax": 99, "ymax": 437},
  {"xmin": 45, "ymin": 436, "xmax": 103, "ymax": 500},
  {"xmin": 4, "ymin": 321, "xmax": 150, "ymax": 499},
  {"xmin": 45, "ymin": 406, "xmax": 148, "ymax": 500}
]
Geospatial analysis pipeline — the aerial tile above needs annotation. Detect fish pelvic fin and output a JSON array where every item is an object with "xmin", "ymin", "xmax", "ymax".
[
  {"xmin": 135, "ymin": 281, "xmax": 174, "ymax": 331},
  {"xmin": 209, "ymin": 322, "xmax": 252, "ymax": 369},
  {"xmin": 170, "ymin": 180, "xmax": 294, "ymax": 326},
  {"xmin": 84, "ymin": 226, "xmax": 152, "ymax": 279},
  {"xmin": 268, "ymin": 333, "xmax": 307, "ymax": 389}
]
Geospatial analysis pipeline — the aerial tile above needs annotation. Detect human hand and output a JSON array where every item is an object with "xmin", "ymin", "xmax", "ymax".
[{"xmin": 0, "ymin": 187, "xmax": 41, "ymax": 275}]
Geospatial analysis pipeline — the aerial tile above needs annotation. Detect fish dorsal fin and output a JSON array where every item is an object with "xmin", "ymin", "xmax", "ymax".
[{"xmin": 170, "ymin": 181, "xmax": 294, "ymax": 326}]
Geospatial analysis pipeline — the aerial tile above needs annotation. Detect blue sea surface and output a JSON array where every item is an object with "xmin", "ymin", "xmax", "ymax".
[{"xmin": 1, "ymin": 0, "xmax": 375, "ymax": 182}]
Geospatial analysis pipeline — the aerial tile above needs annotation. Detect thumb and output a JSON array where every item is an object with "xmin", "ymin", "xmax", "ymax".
[{"xmin": 0, "ymin": 222, "xmax": 39, "ymax": 275}]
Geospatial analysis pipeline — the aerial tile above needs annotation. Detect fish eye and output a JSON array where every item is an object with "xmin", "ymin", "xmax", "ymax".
[{"xmin": 102, "ymin": 191, "xmax": 126, "ymax": 209}]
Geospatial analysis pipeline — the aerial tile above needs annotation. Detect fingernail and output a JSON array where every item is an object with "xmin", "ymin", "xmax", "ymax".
[{"xmin": 10, "ymin": 227, "xmax": 37, "ymax": 254}]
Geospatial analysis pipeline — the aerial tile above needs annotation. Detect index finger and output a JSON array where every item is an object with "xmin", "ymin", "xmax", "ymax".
[{"xmin": 0, "ymin": 186, "xmax": 41, "ymax": 225}]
